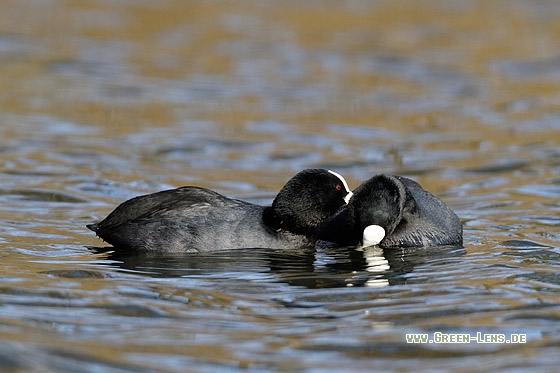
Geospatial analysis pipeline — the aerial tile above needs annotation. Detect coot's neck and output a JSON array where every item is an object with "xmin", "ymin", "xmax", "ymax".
[
  {"xmin": 262, "ymin": 206, "xmax": 314, "ymax": 235},
  {"xmin": 262, "ymin": 206, "xmax": 281, "ymax": 230}
]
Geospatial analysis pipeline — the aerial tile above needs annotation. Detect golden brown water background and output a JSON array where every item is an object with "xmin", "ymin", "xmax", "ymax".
[{"xmin": 1, "ymin": 0, "xmax": 560, "ymax": 371}]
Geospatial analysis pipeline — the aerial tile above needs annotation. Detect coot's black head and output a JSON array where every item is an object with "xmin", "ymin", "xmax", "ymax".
[
  {"xmin": 349, "ymin": 175, "xmax": 407, "ymax": 237},
  {"xmin": 264, "ymin": 169, "xmax": 352, "ymax": 234}
]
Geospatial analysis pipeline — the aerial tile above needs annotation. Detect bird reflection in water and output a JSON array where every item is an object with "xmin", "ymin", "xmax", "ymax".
[{"xmin": 360, "ymin": 245, "xmax": 391, "ymax": 288}]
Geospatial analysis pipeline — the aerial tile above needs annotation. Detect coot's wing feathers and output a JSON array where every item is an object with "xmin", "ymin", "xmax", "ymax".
[
  {"xmin": 90, "ymin": 187, "xmax": 258, "ymax": 253},
  {"xmin": 94, "ymin": 186, "xmax": 249, "ymax": 231},
  {"xmin": 391, "ymin": 176, "xmax": 462, "ymax": 247},
  {"xmin": 394, "ymin": 176, "xmax": 422, "ymax": 190},
  {"xmin": 132, "ymin": 191, "xmax": 251, "ymax": 224}
]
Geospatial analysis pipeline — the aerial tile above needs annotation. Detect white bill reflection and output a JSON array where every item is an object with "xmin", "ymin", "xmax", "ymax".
[{"xmin": 361, "ymin": 245, "xmax": 390, "ymax": 288}]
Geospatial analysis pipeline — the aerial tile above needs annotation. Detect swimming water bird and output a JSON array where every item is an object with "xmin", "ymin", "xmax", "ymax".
[
  {"xmin": 87, "ymin": 169, "xmax": 353, "ymax": 253},
  {"xmin": 317, "ymin": 174, "xmax": 462, "ymax": 248}
]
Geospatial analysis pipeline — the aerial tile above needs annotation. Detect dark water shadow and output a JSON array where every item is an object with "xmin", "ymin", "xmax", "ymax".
[{"xmin": 88, "ymin": 244, "xmax": 465, "ymax": 289}]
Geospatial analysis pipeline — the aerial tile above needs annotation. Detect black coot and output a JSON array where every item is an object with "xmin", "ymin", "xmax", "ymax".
[
  {"xmin": 317, "ymin": 174, "xmax": 462, "ymax": 248},
  {"xmin": 87, "ymin": 169, "xmax": 353, "ymax": 253}
]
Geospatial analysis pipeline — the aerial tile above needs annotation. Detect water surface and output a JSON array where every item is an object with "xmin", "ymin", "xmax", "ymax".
[{"xmin": 1, "ymin": 0, "xmax": 560, "ymax": 371}]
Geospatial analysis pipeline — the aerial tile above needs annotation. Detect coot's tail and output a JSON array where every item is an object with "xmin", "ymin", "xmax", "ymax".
[{"xmin": 86, "ymin": 223, "xmax": 98, "ymax": 232}]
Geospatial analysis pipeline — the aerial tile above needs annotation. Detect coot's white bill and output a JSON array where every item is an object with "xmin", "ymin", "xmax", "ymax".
[{"xmin": 361, "ymin": 224, "xmax": 385, "ymax": 247}]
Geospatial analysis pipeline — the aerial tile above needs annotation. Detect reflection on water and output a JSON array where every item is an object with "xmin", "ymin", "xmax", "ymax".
[
  {"xmin": 94, "ymin": 244, "xmax": 466, "ymax": 290},
  {"xmin": 1, "ymin": 0, "xmax": 560, "ymax": 371},
  {"xmin": 363, "ymin": 246, "xmax": 392, "ymax": 288}
]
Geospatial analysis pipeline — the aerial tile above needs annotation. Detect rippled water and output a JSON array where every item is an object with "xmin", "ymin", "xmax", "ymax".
[{"xmin": 1, "ymin": 0, "xmax": 560, "ymax": 371}]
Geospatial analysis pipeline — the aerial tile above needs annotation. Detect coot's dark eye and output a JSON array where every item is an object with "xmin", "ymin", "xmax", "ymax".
[{"xmin": 336, "ymin": 184, "xmax": 342, "ymax": 191}]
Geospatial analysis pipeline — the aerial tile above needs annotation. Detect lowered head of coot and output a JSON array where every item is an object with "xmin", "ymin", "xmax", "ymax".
[
  {"xmin": 348, "ymin": 174, "xmax": 414, "ymax": 247},
  {"xmin": 346, "ymin": 174, "xmax": 462, "ymax": 248}
]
